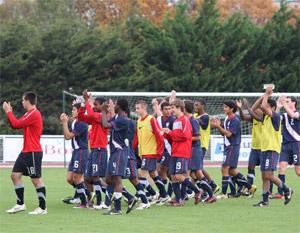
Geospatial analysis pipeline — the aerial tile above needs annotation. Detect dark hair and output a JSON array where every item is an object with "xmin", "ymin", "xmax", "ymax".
[
  {"xmin": 224, "ymin": 100, "xmax": 237, "ymax": 113},
  {"xmin": 267, "ymin": 98, "xmax": 277, "ymax": 109},
  {"xmin": 196, "ymin": 99, "xmax": 206, "ymax": 106},
  {"xmin": 94, "ymin": 97, "xmax": 106, "ymax": 105},
  {"xmin": 23, "ymin": 91, "xmax": 37, "ymax": 105},
  {"xmin": 160, "ymin": 102, "xmax": 170, "ymax": 110},
  {"xmin": 184, "ymin": 100, "xmax": 194, "ymax": 114},
  {"xmin": 117, "ymin": 99, "xmax": 129, "ymax": 112},
  {"xmin": 287, "ymin": 96, "xmax": 298, "ymax": 108},
  {"xmin": 136, "ymin": 100, "xmax": 147, "ymax": 107},
  {"xmin": 73, "ymin": 103, "xmax": 81, "ymax": 110},
  {"xmin": 171, "ymin": 99, "xmax": 184, "ymax": 112}
]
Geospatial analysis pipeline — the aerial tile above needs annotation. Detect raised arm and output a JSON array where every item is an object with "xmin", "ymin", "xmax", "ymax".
[
  {"xmin": 236, "ymin": 100, "xmax": 252, "ymax": 122},
  {"xmin": 243, "ymin": 98, "xmax": 263, "ymax": 122},
  {"xmin": 261, "ymin": 87, "xmax": 273, "ymax": 117},
  {"xmin": 282, "ymin": 96, "xmax": 300, "ymax": 119}
]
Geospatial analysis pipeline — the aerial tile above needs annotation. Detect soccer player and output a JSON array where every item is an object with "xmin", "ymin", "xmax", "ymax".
[
  {"xmin": 101, "ymin": 99, "xmax": 131, "ymax": 215},
  {"xmin": 236, "ymin": 98, "xmax": 263, "ymax": 197},
  {"xmin": 211, "ymin": 101, "xmax": 256, "ymax": 199},
  {"xmin": 60, "ymin": 103, "xmax": 89, "ymax": 208},
  {"xmin": 78, "ymin": 90, "xmax": 109, "ymax": 209},
  {"xmin": 185, "ymin": 100, "xmax": 216, "ymax": 203},
  {"xmin": 133, "ymin": 100, "xmax": 170, "ymax": 205},
  {"xmin": 162, "ymin": 99, "xmax": 203, "ymax": 206},
  {"xmin": 194, "ymin": 99, "xmax": 219, "ymax": 193},
  {"xmin": 253, "ymin": 87, "xmax": 293, "ymax": 207},
  {"xmin": 3, "ymin": 92, "xmax": 47, "ymax": 215},
  {"xmin": 272, "ymin": 96, "xmax": 300, "ymax": 199}
]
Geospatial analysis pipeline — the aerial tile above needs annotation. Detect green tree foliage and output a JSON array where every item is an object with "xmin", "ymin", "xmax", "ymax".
[{"xmin": 0, "ymin": 0, "xmax": 299, "ymax": 134}]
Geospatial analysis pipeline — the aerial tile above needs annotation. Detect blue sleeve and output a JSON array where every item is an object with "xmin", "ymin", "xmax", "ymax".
[
  {"xmin": 199, "ymin": 115, "xmax": 209, "ymax": 130},
  {"xmin": 191, "ymin": 119, "xmax": 200, "ymax": 136},
  {"xmin": 73, "ymin": 122, "xmax": 88, "ymax": 136},
  {"xmin": 271, "ymin": 112, "xmax": 281, "ymax": 131},
  {"xmin": 111, "ymin": 117, "xmax": 129, "ymax": 132},
  {"xmin": 228, "ymin": 118, "xmax": 240, "ymax": 135}
]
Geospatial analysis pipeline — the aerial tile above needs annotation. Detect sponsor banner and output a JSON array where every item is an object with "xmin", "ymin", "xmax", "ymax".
[{"xmin": 210, "ymin": 135, "xmax": 252, "ymax": 162}]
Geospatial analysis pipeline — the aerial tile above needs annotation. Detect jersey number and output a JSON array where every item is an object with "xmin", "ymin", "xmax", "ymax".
[
  {"xmin": 93, "ymin": 164, "xmax": 98, "ymax": 173},
  {"xmin": 176, "ymin": 162, "xmax": 182, "ymax": 170},
  {"xmin": 74, "ymin": 161, "xmax": 79, "ymax": 168},
  {"xmin": 27, "ymin": 167, "xmax": 35, "ymax": 175}
]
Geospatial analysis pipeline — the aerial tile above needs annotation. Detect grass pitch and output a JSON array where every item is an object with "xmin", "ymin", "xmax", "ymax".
[{"xmin": 0, "ymin": 167, "xmax": 299, "ymax": 233}]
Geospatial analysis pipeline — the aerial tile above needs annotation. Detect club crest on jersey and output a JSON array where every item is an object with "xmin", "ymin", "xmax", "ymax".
[{"xmin": 173, "ymin": 121, "xmax": 182, "ymax": 130}]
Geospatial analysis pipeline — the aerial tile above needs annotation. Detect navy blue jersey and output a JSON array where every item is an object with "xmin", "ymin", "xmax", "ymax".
[
  {"xmin": 109, "ymin": 115, "xmax": 130, "ymax": 153},
  {"xmin": 282, "ymin": 111, "xmax": 300, "ymax": 144},
  {"xmin": 190, "ymin": 116, "xmax": 200, "ymax": 147},
  {"xmin": 157, "ymin": 115, "xmax": 175, "ymax": 155},
  {"xmin": 198, "ymin": 114, "xmax": 209, "ymax": 130},
  {"xmin": 128, "ymin": 119, "xmax": 136, "ymax": 160},
  {"xmin": 71, "ymin": 120, "xmax": 88, "ymax": 149},
  {"xmin": 224, "ymin": 115, "xmax": 241, "ymax": 146}
]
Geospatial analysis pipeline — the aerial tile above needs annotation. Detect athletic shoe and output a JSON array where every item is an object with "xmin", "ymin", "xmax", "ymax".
[
  {"xmin": 194, "ymin": 189, "xmax": 204, "ymax": 205},
  {"xmin": 28, "ymin": 207, "xmax": 47, "ymax": 215},
  {"xmin": 187, "ymin": 191, "xmax": 195, "ymax": 199},
  {"xmin": 87, "ymin": 200, "xmax": 94, "ymax": 208},
  {"xmin": 269, "ymin": 193, "xmax": 284, "ymax": 200},
  {"xmin": 6, "ymin": 204, "xmax": 26, "ymax": 214},
  {"xmin": 167, "ymin": 200, "xmax": 184, "ymax": 207},
  {"xmin": 284, "ymin": 188, "xmax": 293, "ymax": 205},
  {"xmin": 73, "ymin": 204, "xmax": 87, "ymax": 209},
  {"xmin": 136, "ymin": 202, "xmax": 151, "ymax": 210},
  {"xmin": 253, "ymin": 201, "xmax": 269, "ymax": 207},
  {"xmin": 62, "ymin": 197, "xmax": 74, "ymax": 204},
  {"xmin": 93, "ymin": 205, "xmax": 103, "ymax": 210},
  {"xmin": 103, "ymin": 209, "xmax": 122, "ymax": 215},
  {"xmin": 69, "ymin": 198, "xmax": 81, "ymax": 204},
  {"xmin": 201, "ymin": 193, "xmax": 209, "ymax": 202},
  {"xmin": 205, "ymin": 196, "xmax": 217, "ymax": 204},
  {"xmin": 216, "ymin": 193, "xmax": 228, "ymax": 199},
  {"xmin": 156, "ymin": 196, "xmax": 171, "ymax": 206},
  {"xmin": 248, "ymin": 185, "xmax": 257, "ymax": 198},
  {"xmin": 148, "ymin": 193, "xmax": 159, "ymax": 205},
  {"xmin": 126, "ymin": 197, "xmax": 138, "ymax": 214}
]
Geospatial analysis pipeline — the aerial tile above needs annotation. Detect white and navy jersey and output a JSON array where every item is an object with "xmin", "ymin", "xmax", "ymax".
[
  {"xmin": 109, "ymin": 115, "xmax": 130, "ymax": 153},
  {"xmin": 71, "ymin": 120, "xmax": 88, "ymax": 149},
  {"xmin": 223, "ymin": 115, "xmax": 241, "ymax": 147},
  {"xmin": 189, "ymin": 116, "xmax": 201, "ymax": 147},
  {"xmin": 157, "ymin": 115, "xmax": 175, "ymax": 155},
  {"xmin": 282, "ymin": 110, "xmax": 300, "ymax": 144},
  {"xmin": 128, "ymin": 119, "xmax": 136, "ymax": 160}
]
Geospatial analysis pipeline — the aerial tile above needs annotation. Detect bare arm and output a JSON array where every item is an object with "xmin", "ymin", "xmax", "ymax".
[
  {"xmin": 243, "ymin": 98, "xmax": 263, "ymax": 122},
  {"xmin": 236, "ymin": 100, "xmax": 251, "ymax": 122},
  {"xmin": 60, "ymin": 113, "xmax": 75, "ymax": 140}
]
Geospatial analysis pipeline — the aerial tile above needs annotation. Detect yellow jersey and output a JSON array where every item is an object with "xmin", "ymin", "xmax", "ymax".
[
  {"xmin": 251, "ymin": 119, "xmax": 262, "ymax": 150},
  {"xmin": 194, "ymin": 113, "xmax": 210, "ymax": 150}
]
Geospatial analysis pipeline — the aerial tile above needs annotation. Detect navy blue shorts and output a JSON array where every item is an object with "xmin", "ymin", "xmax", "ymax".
[
  {"xmin": 68, "ymin": 149, "xmax": 88, "ymax": 174},
  {"xmin": 248, "ymin": 149, "xmax": 261, "ymax": 167},
  {"xmin": 12, "ymin": 152, "xmax": 43, "ymax": 178},
  {"xmin": 106, "ymin": 149, "xmax": 128, "ymax": 177},
  {"xmin": 222, "ymin": 145, "xmax": 240, "ymax": 169},
  {"xmin": 168, "ymin": 157, "xmax": 189, "ymax": 175},
  {"xmin": 260, "ymin": 151, "xmax": 279, "ymax": 172},
  {"xmin": 125, "ymin": 159, "xmax": 138, "ymax": 179},
  {"xmin": 160, "ymin": 151, "xmax": 171, "ymax": 167},
  {"xmin": 85, "ymin": 148, "xmax": 108, "ymax": 177},
  {"xmin": 189, "ymin": 146, "xmax": 204, "ymax": 171},
  {"xmin": 280, "ymin": 142, "xmax": 300, "ymax": 166},
  {"xmin": 141, "ymin": 158, "xmax": 157, "ymax": 172}
]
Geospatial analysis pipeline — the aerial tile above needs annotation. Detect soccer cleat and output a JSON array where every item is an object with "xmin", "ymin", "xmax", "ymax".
[
  {"xmin": 187, "ymin": 191, "xmax": 195, "ymax": 199},
  {"xmin": 62, "ymin": 197, "xmax": 74, "ymax": 204},
  {"xmin": 136, "ymin": 202, "xmax": 151, "ymax": 210},
  {"xmin": 28, "ymin": 207, "xmax": 47, "ymax": 215},
  {"xmin": 156, "ymin": 196, "xmax": 171, "ymax": 206},
  {"xmin": 103, "ymin": 209, "xmax": 122, "ymax": 215},
  {"xmin": 212, "ymin": 185, "xmax": 220, "ymax": 194},
  {"xmin": 205, "ymin": 196, "xmax": 217, "ymax": 204},
  {"xmin": 216, "ymin": 193, "xmax": 228, "ymax": 199},
  {"xmin": 253, "ymin": 201, "xmax": 269, "ymax": 207},
  {"xmin": 194, "ymin": 189, "xmax": 204, "ymax": 205},
  {"xmin": 126, "ymin": 197, "xmax": 138, "ymax": 214},
  {"xmin": 248, "ymin": 185, "xmax": 257, "ymax": 198},
  {"xmin": 201, "ymin": 193, "xmax": 209, "ymax": 203},
  {"xmin": 284, "ymin": 188, "xmax": 293, "ymax": 205},
  {"xmin": 148, "ymin": 193, "xmax": 159, "ymax": 205},
  {"xmin": 167, "ymin": 200, "xmax": 184, "ymax": 207},
  {"xmin": 269, "ymin": 193, "xmax": 284, "ymax": 200},
  {"xmin": 93, "ymin": 205, "xmax": 103, "ymax": 210},
  {"xmin": 6, "ymin": 204, "xmax": 26, "ymax": 214},
  {"xmin": 73, "ymin": 204, "xmax": 87, "ymax": 209},
  {"xmin": 99, "ymin": 203, "xmax": 111, "ymax": 210},
  {"xmin": 69, "ymin": 198, "xmax": 81, "ymax": 204}
]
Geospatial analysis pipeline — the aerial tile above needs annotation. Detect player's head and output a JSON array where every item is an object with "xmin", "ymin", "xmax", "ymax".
[
  {"xmin": 194, "ymin": 99, "xmax": 206, "ymax": 113},
  {"xmin": 72, "ymin": 103, "xmax": 81, "ymax": 118},
  {"xmin": 22, "ymin": 91, "xmax": 37, "ymax": 109},
  {"xmin": 160, "ymin": 102, "xmax": 171, "ymax": 117},
  {"xmin": 184, "ymin": 100, "xmax": 194, "ymax": 114},
  {"xmin": 223, "ymin": 100, "xmax": 237, "ymax": 114},
  {"xmin": 135, "ymin": 100, "xmax": 147, "ymax": 117},
  {"xmin": 267, "ymin": 98, "xmax": 277, "ymax": 111},
  {"xmin": 115, "ymin": 99, "xmax": 129, "ymax": 113},
  {"xmin": 93, "ymin": 97, "xmax": 106, "ymax": 112},
  {"xmin": 286, "ymin": 96, "xmax": 297, "ymax": 110},
  {"xmin": 170, "ymin": 99, "xmax": 184, "ymax": 117}
]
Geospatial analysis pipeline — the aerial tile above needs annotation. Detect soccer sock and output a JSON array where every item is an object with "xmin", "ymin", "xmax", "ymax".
[
  {"xmin": 172, "ymin": 182, "xmax": 181, "ymax": 202},
  {"xmin": 221, "ymin": 176, "xmax": 230, "ymax": 194},
  {"xmin": 36, "ymin": 186, "xmax": 46, "ymax": 210},
  {"xmin": 122, "ymin": 187, "xmax": 134, "ymax": 201},
  {"xmin": 84, "ymin": 187, "xmax": 91, "ymax": 200},
  {"xmin": 199, "ymin": 178, "xmax": 213, "ymax": 197},
  {"xmin": 278, "ymin": 174, "xmax": 285, "ymax": 194},
  {"xmin": 15, "ymin": 184, "xmax": 24, "ymax": 205},
  {"xmin": 182, "ymin": 178, "xmax": 200, "ymax": 194},
  {"xmin": 209, "ymin": 179, "xmax": 217, "ymax": 190},
  {"xmin": 228, "ymin": 177, "xmax": 236, "ymax": 195},
  {"xmin": 181, "ymin": 183, "xmax": 187, "ymax": 199},
  {"xmin": 269, "ymin": 182, "xmax": 273, "ymax": 194},
  {"xmin": 104, "ymin": 185, "xmax": 114, "ymax": 206},
  {"xmin": 247, "ymin": 169, "xmax": 255, "ymax": 185},
  {"xmin": 93, "ymin": 181, "xmax": 102, "ymax": 205},
  {"xmin": 114, "ymin": 192, "xmax": 122, "ymax": 211},
  {"xmin": 278, "ymin": 182, "xmax": 289, "ymax": 194},
  {"xmin": 76, "ymin": 182, "xmax": 87, "ymax": 205},
  {"xmin": 262, "ymin": 190, "xmax": 269, "ymax": 203},
  {"xmin": 167, "ymin": 182, "xmax": 173, "ymax": 197},
  {"xmin": 234, "ymin": 173, "xmax": 251, "ymax": 189},
  {"xmin": 101, "ymin": 185, "xmax": 107, "ymax": 195},
  {"xmin": 139, "ymin": 177, "xmax": 156, "ymax": 196},
  {"xmin": 153, "ymin": 176, "xmax": 167, "ymax": 198},
  {"xmin": 134, "ymin": 183, "xmax": 148, "ymax": 204}
]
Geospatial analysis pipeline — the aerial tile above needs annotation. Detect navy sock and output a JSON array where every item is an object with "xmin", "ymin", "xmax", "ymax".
[
  {"xmin": 279, "ymin": 182, "xmax": 289, "ymax": 194},
  {"xmin": 222, "ymin": 176, "xmax": 230, "ymax": 194},
  {"xmin": 139, "ymin": 177, "xmax": 156, "ymax": 196},
  {"xmin": 167, "ymin": 182, "xmax": 173, "ymax": 197},
  {"xmin": 269, "ymin": 182, "xmax": 273, "ymax": 193},
  {"xmin": 15, "ymin": 184, "xmax": 24, "ymax": 205},
  {"xmin": 122, "ymin": 187, "xmax": 134, "ymax": 201},
  {"xmin": 209, "ymin": 179, "xmax": 217, "ymax": 189},
  {"xmin": 182, "ymin": 178, "xmax": 199, "ymax": 194},
  {"xmin": 234, "ymin": 173, "xmax": 251, "ymax": 189},
  {"xmin": 105, "ymin": 185, "xmax": 114, "ymax": 206},
  {"xmin": 181, "ymin": 183, "xmax": 187, "ymax": 199},
  {"xmin": 199, "ymin": 178, "xmax": 213, "ymax": 197},
  {"xmin": 172, "ymin": 182, "xmax": 181, "ymax": 202},
  {"xmin": 262, "ymin": 191, "xmax": 269, "ymax": 203},
  {"xmin": 93, "ymin": 181, "xmax": 102, "ymax": 205},
  {"xmin": 101, "ymin": 185, "xmax": 107, "ymax": 195},
  {"xmin": 229, "ymin": 177, "xmax": 236, "ymax": 195},
  {"xmin": 278, "ymin": 174, "xmax": 285, "ymax": 194},
  {"xmin": 36, "ymin": 186, "xmax": 46, "ymax": 210},
  {"xmin": 153, "ymin": 176, "xmax": 167, "ymax": 198},
  {"xmin": 135, "ymin": 183, "xmax": 148, "ymax": 204},
  {"xmin": 114, "ymin": 192, "xmax": 122, "ymax": 211},
  {"xmin": 247, "ymin": 169, "xmax": 255, "ymax": 185},
  {"xmin": 76, "ymin": 182, "xmax": 87, "ymax": 205}
]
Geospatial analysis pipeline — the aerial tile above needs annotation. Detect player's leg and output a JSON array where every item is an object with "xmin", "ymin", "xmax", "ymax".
[
  {"xmin": 292, "ymin": 142, "xmax": 300, "ymax": 177},
  {"xmin": 73, "ymin": 173, "xmax": 88, "ymax": 208},
  {"xmin": 149, "ymin": 160, "xmax": 168, "ymax": 201}
]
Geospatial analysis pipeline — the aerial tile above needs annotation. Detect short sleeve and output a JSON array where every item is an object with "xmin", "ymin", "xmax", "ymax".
[{"xmin": 228, "ymin": 118, "xmax": 240, "ymax": 135}]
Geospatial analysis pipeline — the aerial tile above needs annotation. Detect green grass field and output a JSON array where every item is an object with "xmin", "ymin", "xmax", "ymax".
[{"xmin": 0, "ymin": 167, "xmax": 299, "ymax": 233}]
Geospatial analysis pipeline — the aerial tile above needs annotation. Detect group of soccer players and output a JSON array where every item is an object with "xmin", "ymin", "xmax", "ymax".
[{"xmin": 3, "ymin": 86, "xmax": 298, "ymax": 215}]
